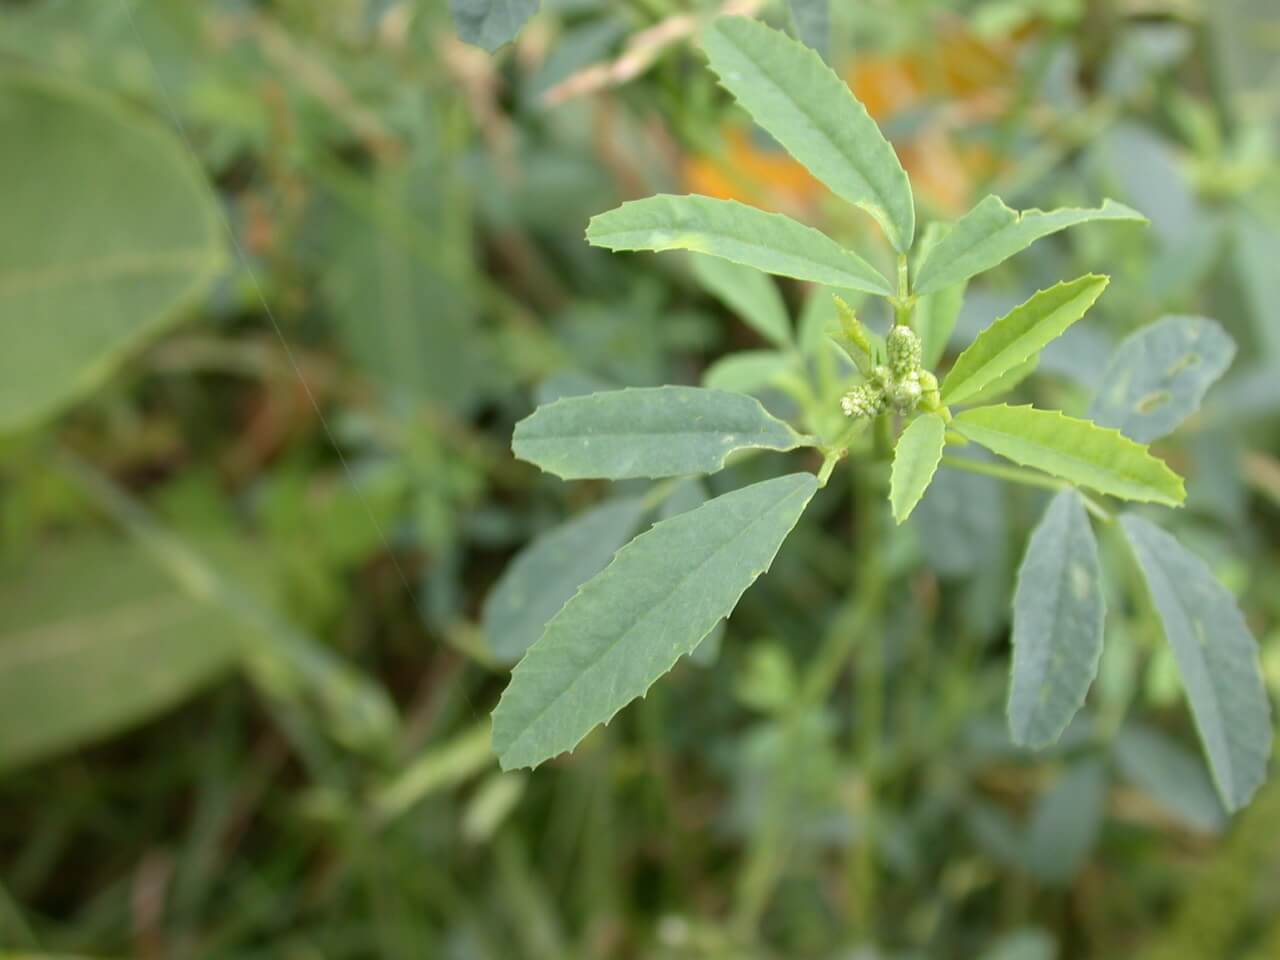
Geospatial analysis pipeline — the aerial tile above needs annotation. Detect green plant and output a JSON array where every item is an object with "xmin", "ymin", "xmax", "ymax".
[{"xmin": 488, "ymin": 15, "xmax": 1273, "ymax": 812}]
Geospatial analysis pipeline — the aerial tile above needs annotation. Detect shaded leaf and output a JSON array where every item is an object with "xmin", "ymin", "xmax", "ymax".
[
  {"xmin": 890, "ymin": 413, "xmax": 946, "ymax": 523},
  {"xmin": 1119, "ymin": 515, "xmax": 1272, "ymax": 811},
  {"xmin": 512, "ymin": 386, "xmax": 811, "ymax": 480},
  {"xmin": 702, "ymin": 350, "xmax": 793, "ymax": 395},
  {"xmin": 1008, "ymin": 491, "xmax": 1104, "ymax": 748},
  {"xmin": 492, "ymin": 473, "xmax": 819, "ymax": 769},
  {"xmin": 1024, "ymin": 760, "xmax": 1108, "ymax": 886},
  {"xmin": 703, "ymin": 17, "xmax": 914, "ymax": 251},
  {"xmin": 943, "ymin": 276, "xmax": 1109, "ymax": 406},
  {"xmin": 0, "ymin": 68, "xmax": 222, "ymax": 431},
  {"xmin": 483, "ymin": 499, "xmax": 648, "ymax": 664},
  {"xmin": 0, "ymin": 539, "xmax": 239, "ymax": 773},
  {"xmin": 587, "ymin": 195, "xmax": 892, "ymax": 295},
  {"xmin": 1113, "ymin": 723, "xmax": 1226, "ymax": 833},
  {"xmin": 913, "ymin": 196, "xmax": 1145, "ymax": 295},
  {"xmin": 449, "ymin": 0, "xmax": 539, "ymax": 51},
  {"xmin": 952, "ymin": 405, "xmax": 1185, "ymax": 506},
  {"xmin": 1089, "ymin": 315, "xmax": 1236, "ymax": 443},
  {"xmin": 690, "ymin": 253, "xmax": 791, "ymax": 346},
  {"xmin": 787, "ymin": 0, "xmax": 830, "ymax": 59}
]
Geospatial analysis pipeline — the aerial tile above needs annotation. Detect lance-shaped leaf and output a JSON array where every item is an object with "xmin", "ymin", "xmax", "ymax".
[
  {"xmin": 952, "ymin": 405, "xmax": 1185, "ymax": 506},
  {"xmin": 1089, "ymin": 315, "xmax": 1236, "ymax": 443},
  {"xmin": 703, "ymin": 17, "xmax": 914, "ymax": 251},
  {"xmin": 513, "ymin": 386, "xmax": 811, "ymax": 480},
  {"xmin": 942, "ymin": 276, "xmax": 1109, "ymax": 406},
  {"xmin": 1007, "ymin": 491, "xmax": 1104, "ymax": 748},
  {"xmin": 913, "ymin": 196, "xmax": 1146, "ymax": 295},
  {"xmin": 1023, "ymin": 759, "xmax": 1108, "ymax": 886},
  {"xmin": 962, "ymin": 356, "xmax": 1038, "ymax": 406},
  {"xmin": 890, "ymin": 413, "xmax": 946, "ymax": 523},
  {"xmin": 449, "ymin": 0, "xmax": 539, "ymax": 51},
  {"xmin": 690, "ymin": 254, "xmax": 791, "ymax": 347},
  {"xmin": 587, "ymin": 195, "xmax": 892, "ymax": 296},
  {"xmin": 492, "ymin": 472, "xmax": 819, "ymax": 769},
  {"xmin": 703, "ymin": 350, "xmax": 794, "ymax": 395},
  {"xmin": 0, "ymin": 69, "xmax": 223, "ymax": 432},
  {"xmin": 1119, "ymin": 515, "xmax": 1272, "ymax": 811},
  {"xmin": 482, "ymin": 498, "xmax": 649, "ymax": 664}
]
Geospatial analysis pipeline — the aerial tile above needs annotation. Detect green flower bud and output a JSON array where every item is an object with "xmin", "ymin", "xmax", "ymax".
[
  {"xmin": 886, "ymin": 324, "xmax": 922, "ymax": 380},
  {"xmin": 889, "ymin": 371, "xmax": 923, "ymax": 412}
]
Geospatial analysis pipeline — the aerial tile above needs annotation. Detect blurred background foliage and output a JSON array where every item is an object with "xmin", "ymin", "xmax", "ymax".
[{"xmin": 0, "ymin": 0, "xmax": 1278, "ymax": 957}]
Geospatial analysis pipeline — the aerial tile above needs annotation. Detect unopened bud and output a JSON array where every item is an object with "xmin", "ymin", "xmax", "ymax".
[
  {"xmin": 886, "ymin": 324, "xmax": 922, "ymax": 380},
  {"xmin": 841, "ymin": 383, "xmax": 884, "ymax": 419}
]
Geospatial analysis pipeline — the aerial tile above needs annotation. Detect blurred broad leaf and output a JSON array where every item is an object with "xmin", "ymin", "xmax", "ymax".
[
  {"xmin": 1089, "ymin": 315, "xmax": 1236, "ymax": 443},
  {"xmin": 1008, "ymin": 491, "xmax": 1104, "ymax": 748},
  {"xmin": 1113, "ymin": 723, "xmax": 1226, "ymax": 833},
  {"xmin": 587, "ymin": 195, "xmax": 893, "ymax": 296},
  {"xmin": 787, "ymin": 0, "xmax": 830, "ymax": 59},
  {"xmin": 890, "ymin": 413, "xmax": 946, "ymax": 523},
  {"xmin": 702, "ymin": 350, "xmax": 794, "ymax": 395},
  {"xmin": 914, "ymin": 196, "xmax": 1145, "ymax": 295},
  {"xmin": 690, "ymin": 253, "xmax": 791, "ymax": 347},
  {"xmin": 0, "ymin": 539, "xmax": 239, "ymax": 773},
  {"xmin": 0, "ymin": 68, "xmax": 222, "ymax": 432},
  {"xmin": 512, "ymin": 386, "xmax": 811, "ymax": 480},
  {"xmin": 1119, "ymin": 515, "xmax": 1272, "ymax": 811},
  {"xmin": 953, "ymin": 405, "xmax": 1185, "ymax": 506},
  {"xmin": 702, "ymin": 16, "xmax": 913, "ymax": 251},
  {"xmin": 914, "ymin": 222, "xmax": 968, "ymax": 369},
  {"xmin": 943, "ymin": 276, "xmax": 1109, "ymax": 406},
  {"xmin": 482, "ymin": 498, "xmax": 648, "ymax": 664},
  {"xmin": 1024, "ymin": 759, "xmax": 1108, "ymax": 886},
  {"xmin": 449, "ymin": 0, "xmax": 539, "ymax": 51},
  {"xmin": 492, "ymin": 473, "xmax": 818, "ymax": 769}
]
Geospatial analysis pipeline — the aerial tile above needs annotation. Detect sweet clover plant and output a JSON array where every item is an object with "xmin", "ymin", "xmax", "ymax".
[{"xmin": 487, "ymin": 16, "xmax": 1273, "ymax": 811}]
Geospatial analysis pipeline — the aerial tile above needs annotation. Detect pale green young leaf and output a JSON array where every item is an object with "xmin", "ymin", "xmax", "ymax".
[
  {"xmin": 449, "ymin": 0, "xmax": 539, "ymax": 51},
  {"xmin": 492, "ymin": 473, "xmax": 819, "ymax": 769},
  {"xmin": 482, "ymin": 499, "xmax": 648, "ymax": 664},
  {"xmin": 703, "ymin": 17, "xmax": 914, "ymax": 251},
  {"xmin": 587, "ymin": 195, "xmax": 892, "ymax": 296},
  {"xmin": 913, "ymin": 196, "xmax": 1146, "ymax": 295},
  {"xmin": 890, "ymin": 414, "xmax": 946, "ymax": 523},
  {"xmin": 702, "ymin": 350, "xmax": 794, "ymax": 395},
  {"xmin": 1007, "ymin": 491, "xmax": 1105, "ymax": 748},
  {"xmin": 0, "ymin": 69, "xmax": 223, "ymax": 432},
  {"xmin": 1089, "ymin": 315, "xmax": 1236, "ymax": 443},
  {"xmin": 952, "ymin": 405, "xmax": 1185, "ymax": 505},
  {"xmin": 513, "ymin": 386, "xmax": 811, "ymax": 480},
  {"xmin": 690, "ymin": 254, "xmax": 791, "ymax": 346},
  {"xmin": 1119, "ymin": 515, "xmax": 1273, "ymax": 811},
  {"xmin": 943, "ymin": 276, "xmax": 1109, "ymax": 406}
]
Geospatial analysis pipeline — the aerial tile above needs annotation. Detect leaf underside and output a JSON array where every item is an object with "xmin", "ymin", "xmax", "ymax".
[
  {"xmin": 1120, "ymin": 515, "xmax": 1272, "ymax": 811},
  {"xmin": 492, "ymin": 472, "xmax": 819, "ymax": 770},
  {"xmin": 1007, "ymin": 490, "xmax": 1105, "ymax": 748}
]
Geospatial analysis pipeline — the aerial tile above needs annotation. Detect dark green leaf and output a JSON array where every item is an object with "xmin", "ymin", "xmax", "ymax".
[
  {"xmin": 1119, "ymin": 515, "xmax": 1272, "ymax": 811},
  {"xmin": 449, "ymin": 0, "xmax": 539, "ymax": 51},
  {"xmin": 1008, "ymin": 491, "xmax": 1104, "ymax": 748},
  {"xmin": 483, "ymin": 499, "xmax": 649, "ymax": 664},
  {"xmin": 1089, "ymin": 315, "xmax": 1236, "ymax": 443},
  {"xmin": 588, "ymin": 195, "xmax": 893, "ymax": 295},
  {"xmin": 492, "ymin": 473, "xmax": 819, "ymax": 769},
  {"xmin": 512, "ymin": 386, "xmax": 811, "ymax": 480}
]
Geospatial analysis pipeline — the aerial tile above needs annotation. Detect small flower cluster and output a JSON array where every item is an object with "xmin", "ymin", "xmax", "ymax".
[{"xmin": 835, "ymin": 298, "xmax": 941, "ymax": 421}]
